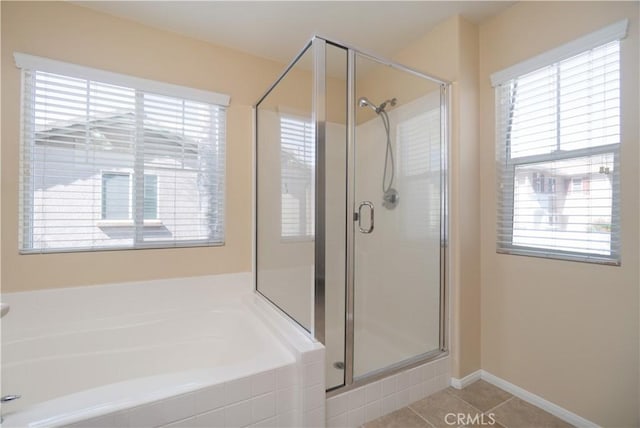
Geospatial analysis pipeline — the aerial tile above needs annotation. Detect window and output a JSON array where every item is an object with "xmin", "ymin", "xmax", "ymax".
[
  {"xmin": 397, "ymin": 105, "xmax": 442, "ymax": 240},
  {"xmin": 493, "ymin": 21, "xmax": 627, "ymax": 264},
  {"xmin": 16, "ymin": 53, "xmax": 229, "ymax": 253},
  {"xmin": 571, "ymin": 178, "xmax": 584, "ymax": 193},
  {"xmin": 143, "ymin": 175, "xmax": 158, "ymax": 220},
  {"xmin": 102, "ymin": 173, "xmax": 131, "ymax": 220},
  {"xmin": 280, "ymin": 115, "xmax": 315, "ymax": 239},
  {"xmin": 100, "ymin": 173, "xmax": 157, "ymax": 221}
]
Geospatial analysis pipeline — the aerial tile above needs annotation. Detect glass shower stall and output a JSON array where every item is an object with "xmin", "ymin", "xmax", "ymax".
[{"xmin": 254, "ymin": 36, "xmax": 449, "ymax": 392}]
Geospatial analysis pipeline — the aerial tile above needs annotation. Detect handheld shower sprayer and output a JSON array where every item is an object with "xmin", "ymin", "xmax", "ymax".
[
  {"xmin": 358, "ymin": 97, "xmax": 378, "ymax": 113},
  {"xmin": 357, "ymin": 96, "xmax": 400, "ymax": 209}
]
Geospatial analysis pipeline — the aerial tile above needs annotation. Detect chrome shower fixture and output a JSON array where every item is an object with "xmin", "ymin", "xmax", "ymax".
[
  {"xmin": 377, "ymin": 97, "xmax": 397, "ymax": 113},
  {"xmin": 357, "ymin": 97, "xmax": 397, "ymax": 114},
  {"xmin": 357, "ymin": 96, "xmax": 400, "ymax": 209},
  {"xmin": 358, "ymin": 97, "xmax": 378, "ymax": 112}
]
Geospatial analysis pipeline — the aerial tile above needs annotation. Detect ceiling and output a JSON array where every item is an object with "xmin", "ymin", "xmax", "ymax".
[{"xmin": 74, "ymin": 1, "xmax": 513, "ymax": 65}]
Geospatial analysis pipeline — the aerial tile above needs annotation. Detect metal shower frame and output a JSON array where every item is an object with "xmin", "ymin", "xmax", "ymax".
[{"xmin": 254, "ymin": 35, "xmax": 451, "ymax": 394}]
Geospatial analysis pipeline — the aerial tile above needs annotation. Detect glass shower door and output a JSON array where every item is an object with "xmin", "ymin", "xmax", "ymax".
[
  {"xmin": 352, "ymin": 53, "xmax": 444, "ymax": 379},
  {"xmin": 255, "ymin": 37, "xmax": 448, "ymax": 391}
]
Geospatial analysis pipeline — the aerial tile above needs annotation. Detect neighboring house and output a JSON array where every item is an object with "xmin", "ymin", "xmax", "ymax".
[
  {"xmin": 280, "ymin": 115, "xmax": 314, "ymax": 240},
  {"xmin": 512, "ymin": 163, "xmax": 613, "ymax": 253},
  {"xmin": 26, "ymin": 113, "xmax": 223, "ymax": 250}
]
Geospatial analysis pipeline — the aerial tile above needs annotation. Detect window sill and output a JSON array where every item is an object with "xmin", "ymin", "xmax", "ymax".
[
  {"xmin": 96, "ymin": 219, "xmax": 163, "ymax": 228},
  {"xmin": 280, "ymin": 236, "xmax": 315, "ymax": 243},
  {"xmin": 20, "ymin": 239, "xmax": 225, "ymax": 255},
  {"xmin": 497, "ymin": 246, "xmax": 620, "ymax": 266}
]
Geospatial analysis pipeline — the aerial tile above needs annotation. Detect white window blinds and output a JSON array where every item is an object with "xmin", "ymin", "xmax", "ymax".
[
  {"xmin": 280, "ymin": 115, "xmax": 315, "ymax": 239},
  {"xmin": 495, "ymin": 38, "xmax": 622, "ymax": 264},
  {"xmin": 17, "ymin": 55, "xmax": 228, "ymax": 253},
  {"xmin": 397, "ymin": 108, "xmax": 441, "ymax": 240}
]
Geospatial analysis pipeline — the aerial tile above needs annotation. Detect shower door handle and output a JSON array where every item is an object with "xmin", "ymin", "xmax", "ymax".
[{"xmin": 357, "ymin": 201, "xmax": 374, "ymax": 234}]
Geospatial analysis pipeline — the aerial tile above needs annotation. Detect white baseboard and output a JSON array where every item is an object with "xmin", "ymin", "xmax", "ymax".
[
  {"xmin": 450, "ymin": 369, "xmax": 482, "ymax": 389},
  {"xmin": 480, "ymin": 370, "xmax": 600, "ymax": 428}
]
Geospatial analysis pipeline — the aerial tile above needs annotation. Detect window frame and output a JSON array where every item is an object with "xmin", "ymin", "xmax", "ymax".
[
  {"xmin": 98, "ymin": 172, "xmax": 160, "ymax": 225},
  {"xmin": 16, "ymin": 53, "xmax": 229, "ymax": 254},
  {"xmin": 101, "ymin": 171, "xmax": 133, "ymax": 221},
  {"xmin": 499, "ymin": 142, "xmax": 621, "ymax": 264},
  {"xmin": 494, "ymin": 27, "xmax": 625, "ymax": 265}
]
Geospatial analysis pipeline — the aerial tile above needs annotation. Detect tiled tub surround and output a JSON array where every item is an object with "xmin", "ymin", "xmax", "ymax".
[
  {"xmin": 1, "ymin": 273, "xmax": 325, "ymax": 427},
  {"xmin": 326, "ymin": 357, "xmax": 451, "ymax": 427}
]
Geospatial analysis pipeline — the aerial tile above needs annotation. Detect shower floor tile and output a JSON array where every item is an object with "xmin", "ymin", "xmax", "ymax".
[{"xmin": 362, "ymin": 380, "xmax": 575, "ymax": 428}]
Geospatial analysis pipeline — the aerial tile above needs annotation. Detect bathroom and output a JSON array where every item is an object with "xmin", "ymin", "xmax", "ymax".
[{"xmin": 1, "ymin": 2, "xmax": 638, "ymax": 427}]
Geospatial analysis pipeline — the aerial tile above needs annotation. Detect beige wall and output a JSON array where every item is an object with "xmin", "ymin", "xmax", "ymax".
[
  {"xmin": 4, "ymin": 2, "xmax": 638, "ymax": 425},
  {"xmin": 0, "ymin": 1, "xmax": 290, "ymax": 292},
  {"xmin": 455, "ymin": 18, "xmax": 481, "ymax": 381},
  {"xmin": 391, "ymin": 16, "xmax": 482, "ymax": 380},
  {"xmin": 479, "ymin": 2, "xmax": 639, "ymax": 426}
]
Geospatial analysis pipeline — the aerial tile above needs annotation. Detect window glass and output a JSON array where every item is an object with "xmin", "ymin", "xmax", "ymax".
[
  {"xmin": 102, "ymin": 173, "xmax": 130, "ymax": 220},
  {"xmin": 280, "ymin": 116, "xmax": 315, "ymax": 239},
  {"xmin": 20, "ymin": 67, "xmax": 226, "ymax": 253},
  {"xmin": 143, "ymin": 175, "xmax": 158, "ymax": 220},
  {"xmin": 496, "ymin": 41, "xmax": 620, "ymax": 263}
]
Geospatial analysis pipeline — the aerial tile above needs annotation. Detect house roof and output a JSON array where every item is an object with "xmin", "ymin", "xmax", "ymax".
[{"xmin": 34, "ymin": 112, "xmax": 199, "ymax": 155}]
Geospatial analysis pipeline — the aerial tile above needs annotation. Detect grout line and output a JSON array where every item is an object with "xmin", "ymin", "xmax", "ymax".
[
  {"xmin": 407, "ymin": 406, "xmax": 436, "ymax": 428},
  {"xmin": 445, "ymin": 392, "xmax": 485, "ymax": 415},
  {"xmin": 485, "ymin": 396, "xmax": 516, "ymax": 428},
  {"xmin": 449, "ymin": 382, "xmax": 515, "ymax": 417},
  {"xmin": 485, "ymin": 396, "xmax": 515, "ymax": 414}
]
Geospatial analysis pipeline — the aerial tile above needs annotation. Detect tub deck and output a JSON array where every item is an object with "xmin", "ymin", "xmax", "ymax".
[{"xmin": 0, "ymin": 273, "xmax": 322, "ymax": 428}]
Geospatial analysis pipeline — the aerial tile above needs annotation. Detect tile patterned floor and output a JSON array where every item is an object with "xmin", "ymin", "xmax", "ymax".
[{"xmin": 363, "ymin": 380, "xmax": 573, "ymax": 428}]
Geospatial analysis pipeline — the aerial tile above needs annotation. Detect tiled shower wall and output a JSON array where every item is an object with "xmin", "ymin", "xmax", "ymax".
[
  {"xmin": 251, "ymin": 294, "xmax": 327, "ymax": 428},
  {"xmin": 326, "ymin": 357, "xmax": 450, "ymax": 427}
]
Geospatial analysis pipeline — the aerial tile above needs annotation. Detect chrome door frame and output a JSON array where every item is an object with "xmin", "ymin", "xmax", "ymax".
[
  {"xmin": 312, "ymin": 37, "xmax": 327, "ymax": 344},
  {"xmin": 253, "ymin": 35, "xmax": 451, "ymax": 396}
]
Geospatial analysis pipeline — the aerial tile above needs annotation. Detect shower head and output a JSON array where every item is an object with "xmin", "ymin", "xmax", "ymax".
[
  {"xmin": 358, "ymin": 97, "xmax": 397, "ymax": 114},
  {"xmin": 358, "ymin": 97, "xmax": 379, "ymax": 113}
]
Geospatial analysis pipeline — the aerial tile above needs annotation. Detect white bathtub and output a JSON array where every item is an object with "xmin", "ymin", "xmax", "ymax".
[{"xmin": 0, "ymin": 273, "xmax": 326, "ymax": 427}]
